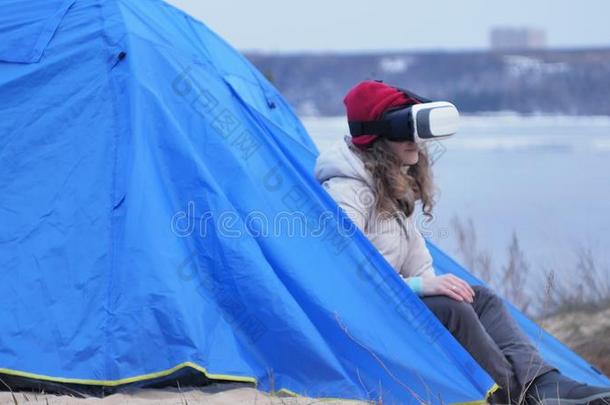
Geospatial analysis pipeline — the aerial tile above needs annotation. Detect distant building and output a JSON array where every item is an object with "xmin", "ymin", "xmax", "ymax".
[{"xmin": 490, "ymin": 27, "xmax": 547, "ymax": 51}]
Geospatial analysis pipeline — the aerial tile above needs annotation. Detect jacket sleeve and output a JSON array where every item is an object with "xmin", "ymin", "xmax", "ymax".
[
  {"xmin": 321, "ymin": 177, "xmax": 436, "ymax": 296},
  {"xmin": 321, "ymin": 177, "xmax": 406, "ymax": 268},
  {"xmin": 320, "ymin": 177, "xmax": 370, "ymax": 232},
  {"xmin": 398, "ymin": 214, "xmax": 436, "ymax": 295}
]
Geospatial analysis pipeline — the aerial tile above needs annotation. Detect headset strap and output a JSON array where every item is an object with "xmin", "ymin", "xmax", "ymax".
[{"xmin": 348, "ymin": 120, "xmax": 389, "ymax": 136}]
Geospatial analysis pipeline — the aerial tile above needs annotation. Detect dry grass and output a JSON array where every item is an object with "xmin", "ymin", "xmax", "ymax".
[{"xmin": 451, "ymin": 215, "xmax": 610, "ymax": 378}]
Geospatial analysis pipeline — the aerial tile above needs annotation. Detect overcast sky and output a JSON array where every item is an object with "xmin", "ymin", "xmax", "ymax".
[{"xmin": 166, "ymin": 0, "xmax": 610, "ymax": 53}]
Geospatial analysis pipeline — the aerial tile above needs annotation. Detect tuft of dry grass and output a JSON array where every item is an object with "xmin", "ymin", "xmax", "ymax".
[
  {"xmin": 537, "ymin": 245, "xmax": 610, "ymax": 318},
  {"xmin": 450, "ymin": 215, "xmax": 610, "ymax": 378},
  {"xmin": 451, "ymin": 216, "xmax": 533, "ymax": 315}
]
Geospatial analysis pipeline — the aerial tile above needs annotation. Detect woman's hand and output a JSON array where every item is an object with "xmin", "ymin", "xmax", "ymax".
[{"xmin": 422, "ymin": 274, "xmax": 475, "ymax": 303}]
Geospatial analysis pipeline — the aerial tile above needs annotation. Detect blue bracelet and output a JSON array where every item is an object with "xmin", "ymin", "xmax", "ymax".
[{"xmin": 405, "ymin": 276, "xmax": 423, "ymax": 295}]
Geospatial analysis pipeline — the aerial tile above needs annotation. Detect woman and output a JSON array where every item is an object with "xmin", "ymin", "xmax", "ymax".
[{"xmin": 313, "ymin": 80, "xmax": 610, "ymax": 405}]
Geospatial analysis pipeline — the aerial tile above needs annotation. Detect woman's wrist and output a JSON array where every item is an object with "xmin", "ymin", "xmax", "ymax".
[{"xmin": 405, "ymin": 276, "xmax": 423, "ymax": 295}]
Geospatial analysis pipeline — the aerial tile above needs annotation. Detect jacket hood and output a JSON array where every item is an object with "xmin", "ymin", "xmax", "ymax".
[{"xmin": 314, "ymin": 135, "xmax": 375, "ymax": 188}]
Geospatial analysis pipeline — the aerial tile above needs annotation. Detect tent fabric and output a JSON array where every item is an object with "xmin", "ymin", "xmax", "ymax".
[
  {"xmin": 0, "ymin": 0, "xmax": 607, "ymax": 403},
  {"xmin": 0, "ymin": 0, "xmax": 76, "ymax": 64}
]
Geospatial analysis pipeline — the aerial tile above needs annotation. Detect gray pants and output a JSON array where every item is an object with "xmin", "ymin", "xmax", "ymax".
[{"xmin": 421, "ymin": 284, "xmax": 556, "ymax": 398}]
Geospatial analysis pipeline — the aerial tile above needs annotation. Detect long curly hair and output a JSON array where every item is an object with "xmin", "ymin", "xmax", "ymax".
[{"xmin": 348, "ymin": 138, "xmax": 437, "ymax": 222}]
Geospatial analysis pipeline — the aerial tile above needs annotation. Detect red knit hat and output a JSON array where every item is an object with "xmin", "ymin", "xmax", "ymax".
[{"xmin": 344, "ymin": 80, "xmax": 422, "ymax": 149}]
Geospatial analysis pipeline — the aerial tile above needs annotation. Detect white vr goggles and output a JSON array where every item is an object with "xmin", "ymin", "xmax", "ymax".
[{"xmin": 348, "ymin": 88, "xmax": 460, "ymax": 143}]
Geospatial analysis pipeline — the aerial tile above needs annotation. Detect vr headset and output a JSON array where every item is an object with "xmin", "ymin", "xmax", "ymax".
[{"xmin": 348, "ymin": 88, "xmax": 460, "ymax": 143}]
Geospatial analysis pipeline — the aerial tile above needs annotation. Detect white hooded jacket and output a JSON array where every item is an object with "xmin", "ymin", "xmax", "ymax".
[{"xmin": 314, "ymin": 135, "xmax": 436, "ymax": 295}]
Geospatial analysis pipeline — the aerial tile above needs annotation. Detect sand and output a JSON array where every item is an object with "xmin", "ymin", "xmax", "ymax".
[{"xmin": 0, "ymin": 383, "xmax": 366, "ymax": 405}]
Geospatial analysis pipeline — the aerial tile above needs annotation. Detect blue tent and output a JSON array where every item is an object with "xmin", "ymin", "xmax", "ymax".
[{"xmin": 0, "ymin": 0, "xmax": 608, "ymax": 403}]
